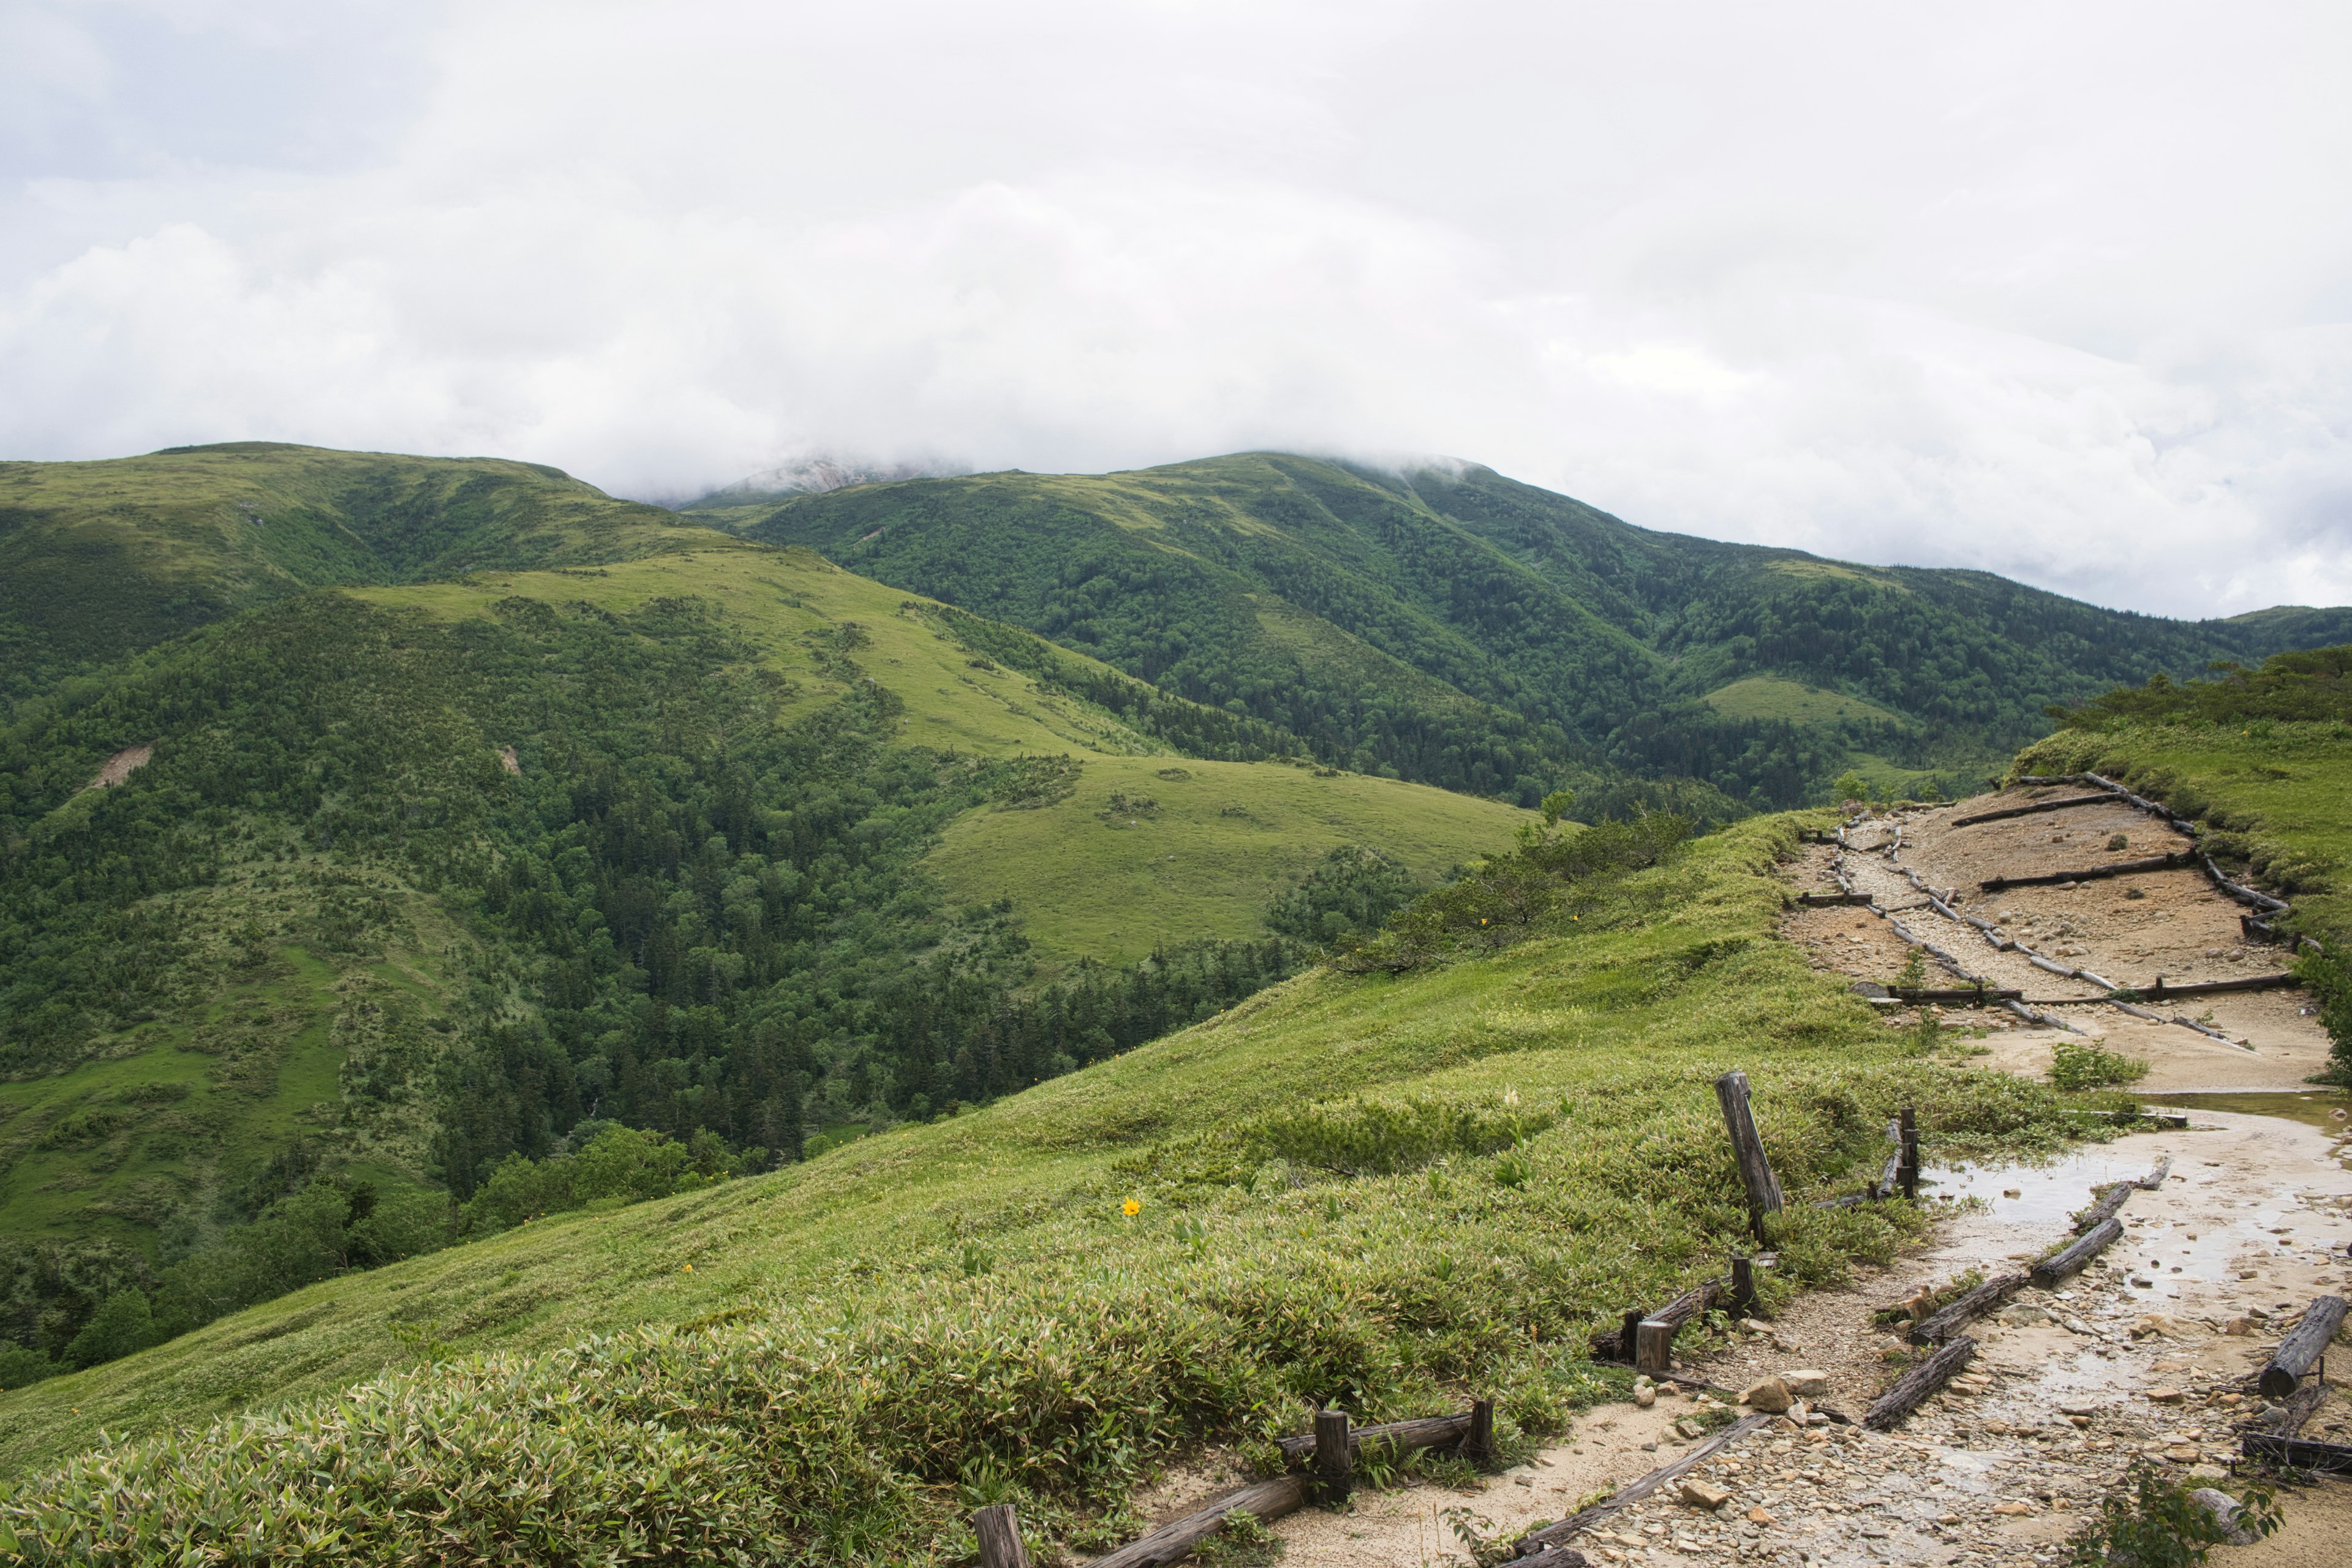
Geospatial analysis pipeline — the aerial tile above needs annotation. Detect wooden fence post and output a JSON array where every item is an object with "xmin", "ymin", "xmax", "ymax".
[
  {"xmin": 1314, "ymin": 1408, "xmax": 1353, "ymax": 1503},
  {"xmin": 1618, "ymin": 1308, "xmax": 1644, "ymax": 1362},
  {"xmin": 1730, "ymin": 1256, "xmax": 1757, "ymax": 1319},
  {"xmin": 1714, "ymin": 1071, "xmax": 1783, "ymax": 1238},
  {"xmin": 974, "ymin": 1504, "xmax": 1031, "ymax": 1568},
  {"xmin": 1464, "ymin": 1398, "xmax": 1494, "ymax": 1466},
  {"xmin": 1635, "ymin": 1318, "xmax": 1677, "ymax": 1376},
  {"xmin": 1898, "ymin": 1106, "xmax": 1920, "ymax": 1200}
]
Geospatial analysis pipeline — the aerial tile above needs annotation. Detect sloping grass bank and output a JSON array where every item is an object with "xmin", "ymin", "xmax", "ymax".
[{"xmin": 0, "ymin": 813, "xmax": 2078, "ymax": 1563}]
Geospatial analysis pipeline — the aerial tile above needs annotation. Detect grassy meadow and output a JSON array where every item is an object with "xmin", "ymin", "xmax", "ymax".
[{"xmin": 0, "ymin": 810, "xmax": 2081, "ymax": 1562}]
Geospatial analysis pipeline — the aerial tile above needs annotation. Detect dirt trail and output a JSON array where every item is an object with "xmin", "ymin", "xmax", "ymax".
[
  {"xmin": 1248, "ymin": 790, "xmax": 2352, "ymax": 1567},
  {"xmin": 1782, "ymin": 790, "xmax": 2334, "ymax": 1091}
]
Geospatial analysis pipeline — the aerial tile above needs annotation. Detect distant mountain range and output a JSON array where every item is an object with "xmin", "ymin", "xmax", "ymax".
[{"xmin": 700, "ymin": 451, "xmax": 2352, "ymax": 810}]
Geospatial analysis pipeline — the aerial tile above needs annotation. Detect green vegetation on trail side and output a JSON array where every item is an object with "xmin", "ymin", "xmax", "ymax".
[
  {"xmin": 728, "ymin": 452, "xmax": 2352, "ymax": 809},
  {"xmin": 0, "ymin": 810, "xmax": 2082, "ymax": 1563},
  {"xmin": 2026, "ymin": 643, "xmax": 2352, "ymax": 1079},
  {"xmin": 0, "ymin": 442, "xmax": 714, "ymax": 699}
]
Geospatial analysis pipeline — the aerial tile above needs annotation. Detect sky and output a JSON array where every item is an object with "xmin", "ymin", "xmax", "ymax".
[{"xmin": 2, "ymin": 1, "xmax": 2348, "ymax": 618}]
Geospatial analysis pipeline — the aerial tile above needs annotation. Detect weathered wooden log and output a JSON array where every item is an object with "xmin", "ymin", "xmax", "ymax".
[
  {"xmin": 1793, "ymin": 891, "xmax": 1872, "ymax": 907},
  {"xmin": 1080, "ymin": 1477, "xmax": 1308, "ymax": 1568},
  {"xmin": 2169, "ymin": 1014, "xmax": 2243, "ymax": 1045},
  {"xmin": 2258, "ymin": 1296, "xmax": 2350, "ymax": 1400},
  {"xmin": 1511, "ymin": 1415, "xmax": 1773, "ymax": 1557},
  {"xmin": 1313, "ymin": 1409, "xmax": 1352, "ymax": 1502},
  {"xmin": 1950, "ymin": 795, "xmax": 2116, "ymax": 828},
  {"xmin": 1510, "ymin": 1548, "xmax": 1591, "ymax": 1568},
  {"xmin": 2203, "ymin": 854, "xmax": 2291, "ymax": 913},
  {"xmin": 1888, "ymin": 986, "xmax": 2021, "ymax": 1003},
  {"xmin": 2133, "ymin": 1157, "xmax": 2173, "ymax": 1191},
  {"xmin": 2002, "ymin": 999, "xmax": 2087, "ymax": 1035},
  {"xmin": 1981, "ymin": 852, "xmax": 2196, "ymax": 891},
  {"xmin": 1908, "ymin": 1272, "xmax": 2027, "ymax": 1346},
  {"xmin": 2138, "ymin": 972, "xmax": 2300, "ymax": 1000},
  {"xmin": 2026, "ymin": 953, "xmax": 2076, "ymax": 977},
  {"xmin": 2073, "ymin": 1183, "xmax": 2135, "ymax": 1234},
  {"xmin": 2032, "ymin": 1218, "xmax": 2122, "ymax": 1287},
  {"xmin": 1274, "ymin": 1411, "xmax": 1475, "ymax": 1463},
  {"xmin": 2241, "ymin": 1433, "xmax": 2352, "ymax": 1474},
  {"xmin": 1715, "ymin": 1071, "xmax": 1783, "ymax": 1232},
  {"xmin": 2076, "ymin": 970, "xmax": 2120, "ymax": 992},
  {"xmin": 1864, "ymin": 1335, "xmax": 1977, "ymax": 1431},
  {"xmin": 2241, "ymin": 1378, "xmax": 2352, "ymax": 1473},
  {"xmin": 975, "ymin": 1504, "xmax": 1033, "ymax": 1568}
]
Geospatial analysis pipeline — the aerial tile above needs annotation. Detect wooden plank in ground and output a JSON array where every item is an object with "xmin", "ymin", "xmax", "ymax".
[
  {"xmin": 2032, "ymin": 1218, "xmax": 2123, "ymax": 1287},
  {"xmin": 1509, "ymin": 1414, "xmax": 1773, "ymax": 1558},
  {"xmin": 1909, "ymin": 1273, "xmax": 2028, "ymax": 1346},
  {"xmin": 1079, "ymin": 1477, "xmax": 1307, "ymax": 1568},
  {"xmin": 1948, "ymin": 796, "xmax": 2116, "ymax": 828},
  {"xmin": 1980, "ymin": 852, "xmax": 2196, "ymax": 891},
  {"xmin": 1864, "ymin": 1336, "xmax": 1976, "ymax": 1431}
]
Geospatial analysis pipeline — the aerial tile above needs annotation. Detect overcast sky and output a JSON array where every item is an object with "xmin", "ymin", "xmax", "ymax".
[{"xmin": 3, "ymin": 1, "xmax": 2348, "ymax": 617}]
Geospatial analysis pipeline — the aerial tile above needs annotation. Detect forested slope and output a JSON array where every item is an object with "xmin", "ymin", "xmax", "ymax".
[
  {"xmin": 731, "ymin": 453, "xmax": 2352, "ymax": 809},
  {"xmin": 0, "ymin": 451, "xmax": 1524, "ymax": 1392}
]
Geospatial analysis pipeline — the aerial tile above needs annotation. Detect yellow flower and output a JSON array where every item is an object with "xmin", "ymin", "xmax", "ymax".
[
  {"xmin": 682, "ymin": 1263, "xmax": 694, "ymax": 1273},
  {"xmin": 1122, "ymin": 1198, "xmax": 1141, "ymax": 1216}
]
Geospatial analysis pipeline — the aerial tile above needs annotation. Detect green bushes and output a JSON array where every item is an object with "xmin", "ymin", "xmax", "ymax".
[
  {"xmin": 2047, "ymin": 1039, "xmax": 2150, "ymax": 1091},
  {"xmin": 460, "ymin": 1124, "xmax": 738, "ymax": 1235}
]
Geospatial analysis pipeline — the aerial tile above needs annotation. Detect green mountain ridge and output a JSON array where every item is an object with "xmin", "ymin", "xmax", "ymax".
[{"xmin": 719, "ymin": 452, "xmax": 2352, "ymax": 809}]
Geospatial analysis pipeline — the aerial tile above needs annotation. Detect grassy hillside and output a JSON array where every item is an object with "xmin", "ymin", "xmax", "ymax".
[
  {"xmin": 0, "ymin": 809, "xmax": 2078, "ymax": 1561},
  {"xmin": 0, "ymin": 442, "xmax": 712, "ymax": 698},
  {"xmin": 0, "ymin": 524, "xmax": 1530, "ymax": 1387},
  {"xmin": 725, "ymin": 453, "xmax": 2352, "ymax": 810},
  {"xmin": 925, "ymin": 756, "xmax": 1518, "ymax": 967}
]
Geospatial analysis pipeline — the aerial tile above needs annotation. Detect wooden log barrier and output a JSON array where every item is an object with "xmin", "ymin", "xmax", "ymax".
[
  {"xmin": 2258, "ymin": 1295, "xmax": 2350, "ymax": 1400},
  {"xmin": 2072, "ymin": 1183, "xmax": 2135, "ymax": 1235},
  {"xmin": 1980, "ymin": 852, "xmax": 2197, "ymax": 892},
  {"xmin": 1080, "ymin": 1477, "xmax": 1309, "ymax": 1568},
  {"xmin": 2140, "ymin": 972, "xmax": 2300, "ymax": 1000},
  {"xmin": 1274, "ymin": 1410, "xmax": 1475, "ymax": 1464},
  {"xmin": 1864, "ymin": 1335, "xmax": 1977, "ymax": 1431},
  {"xmin": 1949, "ymin": 796, "xmax": 2115, "ymax": 828},
  {"xmin": 1509, "ymin": 1414, "xmax": 1773, "ymax": 1558},
  {"xmin": 2133, "ymin": 1157, "xmax": 2174, "ymax": 1191},
  {"xmin": 2241, "ymin": 1377, "xmax": 2352, "ymax": 1476},
  {"xmin": 2031, "ymin": 1218, "xmax": 2123, "ymax": 1287},
  {"xmin": 976, "ymin": 1504, "xmax": 1034, "ymax": 1568},
  {"xmin": 1908, "ymin": 1272, "xmax": 2027, "ymax": 1346},
  {"xmin": 1714, "ymin": 1071, "xmax": 1783, "ymax": 1238}
]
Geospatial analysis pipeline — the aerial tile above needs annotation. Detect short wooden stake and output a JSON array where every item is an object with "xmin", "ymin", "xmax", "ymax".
[
  {"xmin": 1618, "ymin": 1308, "xmax": 1644, "ymax": 1362},
  {"xmin": 1635, "ymin": 1317, "xmax": 1676, "ymax": 1376},
  {"xmin": 1314, "ymin": 1407, "xmax": 1353, "ymax": 1503},
  {"xmin": 1897, "ymin": 1106, "xmax": 1920, "ymax": 1200},
  {"xmin": 1714, "ymin": 1071, "xmax": 1783, "ymax": 1239},
  {"xmin": 1729, "ymin": 1256, "xmax": 1757, "ymax": 1319},
  {"xmin": 973, "ymin": 1503, "xmax": 1030, "ymax": 1568},
  {"xmin": 1464, "ymin": 1398, "xmax": 1494, "ymax": 1466}
]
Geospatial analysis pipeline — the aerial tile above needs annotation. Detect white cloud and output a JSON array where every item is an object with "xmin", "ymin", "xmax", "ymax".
[{"xmin": 1, "ymin": 0, "xmax": 2347, "ymax": 616}]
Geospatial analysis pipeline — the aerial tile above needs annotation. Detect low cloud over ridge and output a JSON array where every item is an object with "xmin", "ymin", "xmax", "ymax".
[{"xmin": 2, "ymin": 1, "xmax": 2349, "ymax": 618}]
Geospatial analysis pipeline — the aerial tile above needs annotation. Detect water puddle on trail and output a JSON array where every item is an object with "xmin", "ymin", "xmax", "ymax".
[
  {"xmin": 2132, "ymin": 1089, "xmax": 2351, "ymax": 1132},
  {"xmin": 1921, "ymin": 1146, "xmax": 2169, "ymax": 1227}
]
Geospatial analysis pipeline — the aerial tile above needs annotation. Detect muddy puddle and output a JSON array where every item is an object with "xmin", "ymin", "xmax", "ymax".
[{"xmin": 2132, "ymin": 1089, "xmax": 2351, "ymax": 1132}]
